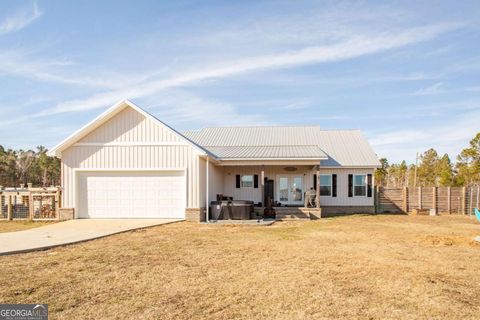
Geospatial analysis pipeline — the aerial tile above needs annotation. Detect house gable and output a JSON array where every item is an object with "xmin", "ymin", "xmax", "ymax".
[
  {"xmin": 49, "ymin": 100, "xmax": 209, "ymax": 158},
  {"xmin": 78, "ymin": 106, "xmax": 183, "ymax": 144}
]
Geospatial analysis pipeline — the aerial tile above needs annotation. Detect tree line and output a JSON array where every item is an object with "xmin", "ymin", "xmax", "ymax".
[
  {"xmin": 0, "ymin": 146, "xmax": 60, "ymax": 188},
  {"xmin": 1, "ymin": 132, "xmax": 479, "ymax": 189},
  {"xmin": 375, "ymin": 132, "xmax": 480, "ymax": 187}
]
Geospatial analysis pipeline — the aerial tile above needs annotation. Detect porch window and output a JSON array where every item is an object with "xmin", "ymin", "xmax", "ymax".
[
  {"xmin": 241, "ymin": 175, "xmax": 254, "ymax": 188},
  {"xmin": 354, "ymin": 175, "xmax": 366, "ymax": 196},
  {"xmin": 319, "ymin": 175, "xmax": 332, "ymax": 196}
]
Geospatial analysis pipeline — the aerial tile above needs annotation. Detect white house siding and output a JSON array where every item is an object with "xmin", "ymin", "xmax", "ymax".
[
  {"xmin": 218, "ymin": 165, "xmax": 375, "ymax": 206},
  {"xmin": 61, "ymin": 106, "xmax": 202, "ymax": 209},
  {"xmin": 198, "ymin": 158, "xmax": 224, "ymax": 207},
  {"xmin": 78, "ymin": 106, "xmax": 183, "ymax": 143},
  {"xmin": 315, "ymin": 168, "xmax": 375, "ymax": 206}
]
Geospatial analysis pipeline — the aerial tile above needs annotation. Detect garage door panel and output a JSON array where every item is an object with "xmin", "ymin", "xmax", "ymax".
[{"xmin": 77, "ymin": 171, "xmax": 185, "ymax": 219}]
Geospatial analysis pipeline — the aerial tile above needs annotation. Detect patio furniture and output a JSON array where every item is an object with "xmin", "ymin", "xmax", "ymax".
[
  {"xmin": 210, "ymin": 200, "xmax": 253, "ymax": 220},
  {"xmin": 475, "ymin": 208, "xmax": 480, "ymax": 223},
  {"xmin": 304, "ymin": 188, "xmax": 316, "ymax": 208}
]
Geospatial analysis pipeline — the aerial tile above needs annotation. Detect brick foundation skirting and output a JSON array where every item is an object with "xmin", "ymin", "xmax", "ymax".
[
  {"xmin": 59, "ymin": 208, "xmax": 74, "ymax": 220},
  {"xmin": 320, "ymin": 206, "xmax": 375, "ymax": 217},
  {"xmin": 185, "ymin": 208, "xmax": 206, "ymax": 222}
]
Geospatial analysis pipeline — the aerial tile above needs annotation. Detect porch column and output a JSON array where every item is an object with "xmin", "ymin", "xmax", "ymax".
[
  {"xmin": 261, "ymin": 167, "xmax": 265, "ymax": 207},
  {"xmin": 205, "ymin": 157, "xmax": 209, "ymax": 222},
  {"xmin": 316, "ymin": 167, "xmax": 320, "ymax": 208}
]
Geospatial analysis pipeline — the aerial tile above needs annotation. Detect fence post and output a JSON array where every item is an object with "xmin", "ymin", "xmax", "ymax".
[
  {"xmin": 7, "ymin": 195, "xmax": 12, "ymax": 220},
  {"xmin": 418, "ymin": 187, "xmax": 422, "ymax": 210},
  {"xmin": 447, "ymin": 187, "xmax": 451, "ymax": 214},
  {"xmin": 477, "ymin": 185, "xmax": 479, "ymax": 210},
  {"xmin": 432, "ymin": 187, "xmax": 437, "ymax": 213},
  {"xmin": 28, "ymin": 192, "xmax": 34, "ymax": 221},
  {"xmin": 55, "ymin": 189, "xmax": 60, "ymax": 220},
  {"xmin": 469, "ymin": 187, "xmax": 474, "ymax": 215},
  {"xmin": 375, "ymin": 186, "xmax": 380, "ymax": 213},
  {"xmin": 402, "ymin": 186, "xmax": 408, "ymax": 213},
  {"xmin": 461, "ymin": 187, "xmax": 466, "ymax": 215}
]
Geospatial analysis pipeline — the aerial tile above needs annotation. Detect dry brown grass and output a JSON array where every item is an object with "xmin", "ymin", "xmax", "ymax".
[
  {"xmin": 0, "ymin": 220, "xmax": 56, "ymax": 233},
  {"xmin": 1, "ymin": 214, "xmax": 480, "ymax": 319}
]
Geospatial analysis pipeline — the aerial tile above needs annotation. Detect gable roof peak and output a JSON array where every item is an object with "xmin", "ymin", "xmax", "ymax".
[{"xmin": 48, "ymin": 99, "xmax": 211, "ymax": 158}]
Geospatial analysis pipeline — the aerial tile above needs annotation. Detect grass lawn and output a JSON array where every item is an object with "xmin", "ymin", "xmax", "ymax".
[
  {"xmin": 0, "ymin": 220, "xmax": 56, "ymax": 233},
  {"xmin": 1, "ymin": 214, "xmax": 479, "ymax": 319}
]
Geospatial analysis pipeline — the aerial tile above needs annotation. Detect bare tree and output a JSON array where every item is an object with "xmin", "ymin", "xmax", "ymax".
[{"xmin": 16, "ymin": 150, "xmax": 35, "ymax": 187}]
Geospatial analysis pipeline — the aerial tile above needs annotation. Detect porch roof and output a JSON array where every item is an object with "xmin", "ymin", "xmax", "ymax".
[{"xmin": 184, "ymin": 126, "xmax": 380, "ymax": 167}]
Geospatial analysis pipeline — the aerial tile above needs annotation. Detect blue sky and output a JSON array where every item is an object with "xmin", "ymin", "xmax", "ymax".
[{"xmin": 1, "ymin": 0, "xmax": 479, "ymax": 163}]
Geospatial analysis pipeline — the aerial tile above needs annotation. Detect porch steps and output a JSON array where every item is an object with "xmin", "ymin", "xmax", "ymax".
[
  {"xmin": 275, "ymin": 208, "xmax": 311, "ymax": 221},
  {"xmin": 275, "ymin": 213, "xmax": 310, "ymax": 221}
]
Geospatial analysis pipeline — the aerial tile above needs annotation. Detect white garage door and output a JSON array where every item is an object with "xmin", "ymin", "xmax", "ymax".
[{"xmin": 77, "ymin": 171, "xmax": 185, "ymax": 218}]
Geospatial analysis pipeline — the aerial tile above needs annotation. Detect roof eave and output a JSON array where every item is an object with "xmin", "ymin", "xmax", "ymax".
[{"xmin": 218, "ymin": 157, "xmax": 328, "ymax": 161}]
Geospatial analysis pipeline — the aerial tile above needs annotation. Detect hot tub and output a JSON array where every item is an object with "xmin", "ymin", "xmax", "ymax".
[{"xmin": 210, "ymin": 200, "xmax": 254, "ymax": 220}]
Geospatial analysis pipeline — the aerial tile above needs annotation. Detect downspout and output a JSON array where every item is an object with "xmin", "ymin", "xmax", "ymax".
[{"xmin": 206, "ymin": 156, "xmax": 209, "ymax": 222}]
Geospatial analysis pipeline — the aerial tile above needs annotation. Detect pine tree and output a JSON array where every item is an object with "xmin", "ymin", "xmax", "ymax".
[
  {"xmin": 375, "ymin": 158, "xmax": 389, "ymax": 187},
  {"xmin": 437, "ymin": 154, "xmax": 453, "ymax": 186},
  {"xmin": 456, "ymin": 132, "xmax": 480, "ymax": 186},
  {"xmin": 417, "ymin": 148, "xmax": 439, "ymax": 187}
]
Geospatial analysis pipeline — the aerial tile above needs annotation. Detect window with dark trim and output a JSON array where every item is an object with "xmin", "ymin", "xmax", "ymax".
[
  {"xmin": 332, "ymin": 174, "xmax": 337, "ymax": 197},
  {"xmin": 319, "ymin": 175, "xmax": 332, "ymax": 196},
  {"xmin": 354, "ymin": 175, "xmax": 367, "ymax": 196},
  {"xmin": 241, "ymin": 175, "xmax": 254, "ymax": 188}
]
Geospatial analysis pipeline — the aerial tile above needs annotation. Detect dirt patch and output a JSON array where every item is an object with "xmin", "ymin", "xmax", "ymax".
[{"xmin": 422, "ymin": 234, "xmax": 479, "ymax": 247}]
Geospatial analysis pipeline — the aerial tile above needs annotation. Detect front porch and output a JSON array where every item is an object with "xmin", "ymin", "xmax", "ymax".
[
  {"xmin": 207, "ymin": 164, "xmax": 322, "ymax": 208},
  {"xmin": 200, "ymin": 161, "xmax": 376, "ymax": 223}
]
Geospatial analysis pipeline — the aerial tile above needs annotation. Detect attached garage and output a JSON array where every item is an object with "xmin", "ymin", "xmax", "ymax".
[
  {"xmin": 48, "ymin": 100, "xmax": 210, "ymax": 220},
  {"xmin": 76, "ymin": 171, "xmax": 186, "ymax": 219}
]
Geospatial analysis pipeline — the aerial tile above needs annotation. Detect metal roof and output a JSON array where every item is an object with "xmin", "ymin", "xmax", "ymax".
[
  {"xmin": 183, "ymin": 126, "xmax": 380, "ymax": 166},
  {"xmin": 315, "ymin": 130, "xmax": 380, "ymax": 167},
  {"xmin": 204, "ymin": 145, "xmax": 327, "ymax": 159},
  {"xmin": 183, "ymin": 126, "xmax": 322, "ymax": 146}
]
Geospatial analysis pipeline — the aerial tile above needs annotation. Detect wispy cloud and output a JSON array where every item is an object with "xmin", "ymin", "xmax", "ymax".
[
  {"xmin": 273, "ymin": 99, "xmax": 313, "ymax": 111},
  {"xmin": 0, "ymin": 49, "xmax": 172, "ymax": 89},
  {"xmin": 34, "ymin": 23, "xmax": 459, "ymax": 117},
  {"xmin": 0, "ymin": 1, "xmax": 43, "ymax": 35},
  {"xmin": 370, "ymin": 107, "xmax": 480, "ymax": 162},
  {"xmin": 145, "ymin": 90, "xmax": 271, "ymax": 128},
  {"xmin": 413, "ymin": 82, "xmax": 445, "ymax": 95}
]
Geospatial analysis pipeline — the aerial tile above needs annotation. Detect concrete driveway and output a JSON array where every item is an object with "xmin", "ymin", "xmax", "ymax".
[{"xmin": 0, "ymin": 219, "xmax": 182, "ymax": 256}]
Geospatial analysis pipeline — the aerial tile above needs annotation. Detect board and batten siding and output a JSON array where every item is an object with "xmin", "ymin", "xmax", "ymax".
[
  {"xmin": 61, "ymin": 106, "xmax": 203, "ymax": 209},
  {"xmin": 78, "ymin": 106, "xmax": 183, "ymax": 143},
  {"xmin": 315, "ymin": 168, "xmax": 375, "ymax": 206},
  {"xmin": 198, "ymin": 158, "xmax": 224, "ymax": 207},
  {"xmin": 219, "ymin": 166, "xmax": 375, "ymax": 206}
]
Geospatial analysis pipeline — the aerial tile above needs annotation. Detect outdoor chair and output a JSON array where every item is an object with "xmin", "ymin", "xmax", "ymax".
[{"xmin": 475, "ymin": 208, "xmax": 480, "ymax": 223}]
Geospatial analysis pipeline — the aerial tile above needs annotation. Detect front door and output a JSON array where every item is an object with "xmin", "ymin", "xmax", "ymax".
[{"xmin": 277, "ymin": 175, "xmax": 304, "ymax": 206}]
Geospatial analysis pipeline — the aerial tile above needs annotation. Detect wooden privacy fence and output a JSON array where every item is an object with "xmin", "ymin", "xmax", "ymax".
[
  {"xmin": 376, "ymin": 186, "xmax": 480, "ymax": 215},
  {"xmin": 0, "ymin": 186, "xmax": 61, "ymax": 220}
]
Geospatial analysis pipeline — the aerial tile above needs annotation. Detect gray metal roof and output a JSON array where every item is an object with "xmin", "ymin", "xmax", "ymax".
[
  {"xmin": 315, "ymin": 130, "xmax": 380, "ymax": 167},
  {"xmin": 183, "ymin": 126, "xmax": 322, "ymax": 146},
  {"xmin": 204, "ymin": 146, "xmax": 327, "ymax": 159},
  {"xmin": 183, "ymin": 126, "xmax": 380, "ymax": 166}
]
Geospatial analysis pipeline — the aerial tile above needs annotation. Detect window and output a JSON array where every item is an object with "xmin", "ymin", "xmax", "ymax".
[
  {"xmin": 354, "ymin": 175, "xmax": 366, "ymax": 196},
  {"xmin": 319, "ymin": 175, "xmax": 332, "ymax": 196},
  {"xmin": 241, "ymin": 175, "xmax": 253, "ymax": 188}
]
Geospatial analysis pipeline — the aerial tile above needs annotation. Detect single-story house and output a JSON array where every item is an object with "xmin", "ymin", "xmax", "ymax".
[{"xmin": 49, "ymin": 100, "xmax": 381, "ymax": 221}]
